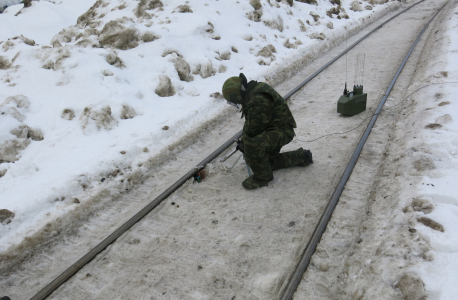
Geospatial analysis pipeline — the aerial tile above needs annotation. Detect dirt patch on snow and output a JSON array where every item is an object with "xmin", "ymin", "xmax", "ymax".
[
  {"xmin": 0, "ymin": 209, "xmax": 15, "ymax": 225},
  {"xmin": 80, "ymin": 105, "xmax": 118, "ymax": 132}
]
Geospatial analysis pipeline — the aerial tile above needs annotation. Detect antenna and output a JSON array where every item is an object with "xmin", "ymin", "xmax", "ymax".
[
  {"xmin": 344, "ymin": 20, "xmax": 348, "ymax": 96},
  {"xmin": 337, "ymin": 52, "xmax": 367, "ymax": 116},
  {"xmin": 354, "ymin": 53, "xmax": 365, "ymax": 87}
]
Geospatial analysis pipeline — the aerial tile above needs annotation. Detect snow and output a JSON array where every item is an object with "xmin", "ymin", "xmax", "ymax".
[
  {"xmin": 1, "ymin": 0, "xmax": 457, "ymax": 298},
  {"xmin": 0, "ymin": 0, "xmax": 97, "ymax": 44},
  {"xmin": 0, "ymin": 0, "xmax": 396, "ymax": 253},
  {"xmin": 407, "ymin": 3, "xmax": 458, "ymax": 297}
]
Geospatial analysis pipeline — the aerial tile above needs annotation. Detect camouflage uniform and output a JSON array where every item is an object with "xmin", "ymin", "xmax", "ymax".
[{"xmin": 223, "ymin": 75, "xmax": 312, "ymax": 189}]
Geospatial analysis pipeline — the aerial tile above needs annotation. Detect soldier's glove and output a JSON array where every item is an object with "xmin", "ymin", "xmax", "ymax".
[{"xmin": 236, "ymin": 139, "xmax": 244, "ymax": 153}]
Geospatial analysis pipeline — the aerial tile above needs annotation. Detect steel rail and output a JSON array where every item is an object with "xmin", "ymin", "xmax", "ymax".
[
  {"xmin": 280, "ymin": 2, "xmax": 448, "ymax": 299},
  {"xmin": 29, "ymin": 1, "xmax": 429, "ymax": 299}
]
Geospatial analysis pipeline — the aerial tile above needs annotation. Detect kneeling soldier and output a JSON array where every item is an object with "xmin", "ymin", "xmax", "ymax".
[{"xmin": 222, "ymin": 73, "xmax": 313, "ymax": 189}]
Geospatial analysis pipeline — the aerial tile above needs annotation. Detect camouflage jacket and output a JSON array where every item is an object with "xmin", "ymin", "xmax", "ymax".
[{"xmin": 241, "ymin": 81, "xmax": 296, "ymax": 139}]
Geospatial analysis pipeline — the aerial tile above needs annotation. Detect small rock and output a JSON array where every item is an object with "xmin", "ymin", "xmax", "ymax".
[
  {"xmin": 102, "ymin": 69, "xmax": 114, "ymax": 76},
  {"xmin": 80, "ymin": 105, "xmax": 118, "ymax": 131},
  {"xmin": 283, "ymin": 38, "xmax": 296, "ymax": 49},
  {"xmin": 318, "ymin": 262, "xmax": 329, "ymax": 272},
  {"xmin": 298, "ymin": 20, "xmax": 307, "ymax": 32},
  {"xmin": 106, "ymin": 53, "xmax": 125, "ymax": 68},
  {"xmin": 99, "ymin": 20, "xmax": 139, "ymax": 50},
  {"xmin": 155, "ymin": 75, "xmax": 175, "ymax": 97},
  {"xmin": 0, "ymin": 209, "xmax": 15, "ymax": 224},
  {"xmin": 120, "ymin": 104, "xmax": 138, "ymax": 119},
  {"xmin": 263, "ymin": 16, "xmax": 284, "ymax": 32},
  {"xmin": 61, "ymin": 109, "xmax": 75, "ymax": 120},
  {"xmin": 210, "ymin": 92, "xmax": 224, "ymax": 100},
  {"xmin": 249, "ymin": 0, "xmax": 262, "ymax": 10},
  {"xmin": 310, "ymin": 11, "xmax": 320, "ymax": 22},
  {"xmin": 10, "ymin": 125, "xmax": 28, "ymax": 139},
  {"xmin": 162, "ymin": 126, "xmax": 169, "ymax": 130},
  {"xmin": 27, "ymin": 128, "xmax": 44, "ymax": 141},
  {"xmin": 199, "ymin": 60, "xmax": 214, "ymax": 79},
  {"xmin": 412, "ymin": 198, "xmax": 434, "ymax": 214},
  {"xmin": 247, "ymin": 10, "xmax": 263, "ymax": 22},
  {"xmin": 52, "ymin": 40, "xmax": 62, "ymax": 48},
  {"xmin": 42, "ymin": 60, "xmax": 55, "ymax": 70},
  {"xmin": 220, "ymin": 51, "xmax": 231, "ymax": 60},
  {"xmin": 309, "ymin": 32, "xmax": 326, "ymax": 40},
  {"xmin": 174, "ymin": 58, "xmax": 191, "ymax": 82},
  {"xmin": 350, "ymin": 1, "xmax": 363, "ymax": 11},
  {"xmin": 120, "ymin": 151, "xmax": 126, "ymax": 155},
  {"xmin": 174, "ymin": 4, "xmax": 192, "ymax": 13},
  {"xmin": 14, "ymin": 35, "xmax": 35, "ymax": 46},
  {"xmin": 425, "ymin": 123, "xmax": 442, "ymax": 130},
  {"xmin": 395, "ymin": 273, "xmax": 427, "ymax": 300},
  {"xmin": 135, "ymin": 0, "xmax": 163, "ymax": 18},
  {"xmin": 142, "ymin": 32, "xmax": 160, "ymax": 43},
  {"xmin": 257, "ymin": 44, "xmax": 276, "ymax": 58},
  {"xmin": 326, "ymin": 7, "xmax": 340, "ymax": 18},
  {"xmin": 417, "ymin": 217, "xmax": 444, "ymax": 232},
  {"xmin": 297, "ymin": 0, "xmax": 318, "ymax": 5}
]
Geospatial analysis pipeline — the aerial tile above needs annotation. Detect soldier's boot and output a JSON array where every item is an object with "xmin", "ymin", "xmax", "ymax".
[
  {"xmin": 243, "ymin": 143, "xmax": 274, "ymax": 190},
  {"xmin": 301, "ymin": 149, "xmax": 313, "ymax": 166},
  {"xmin": 242, "ymin": 175, "xmax": 274, "ymax": 190},
  {"xmin": 271, "ymin": 148, "xmax": 312, "ymax": 171}
]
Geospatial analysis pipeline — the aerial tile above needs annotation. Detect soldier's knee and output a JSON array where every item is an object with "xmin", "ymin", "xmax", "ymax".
[{"xmin": 243, "ymin": 136, "xmax": 265, "ymax": 154}]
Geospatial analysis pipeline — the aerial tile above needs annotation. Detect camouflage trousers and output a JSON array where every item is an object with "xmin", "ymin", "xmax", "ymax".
[{"xmin": 242, "ymin": 127, "xmax": 306, "ymax": 182}]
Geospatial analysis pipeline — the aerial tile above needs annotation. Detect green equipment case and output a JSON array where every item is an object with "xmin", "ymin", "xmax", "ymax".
[{"xmin": 337, "ymin": 85, "xmax": 367, "ymax": 116}]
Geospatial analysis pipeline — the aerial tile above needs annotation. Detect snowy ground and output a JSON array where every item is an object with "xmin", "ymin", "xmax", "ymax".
[
  {"xmin": 0, "ymin": 0, "xmax": 398, "ymax": 256},
  {"xmin": 2, "ymin": 0, "xmax": 458, "ymax": 299},
  {"xmin": 400, "ymin": 1, "xmax": 458, "ymax": 297}
]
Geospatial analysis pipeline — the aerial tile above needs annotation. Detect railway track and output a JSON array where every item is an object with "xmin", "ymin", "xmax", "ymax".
[{"xmin": 2, "ymin": 0, "xmax": 449, "ymax": 299}]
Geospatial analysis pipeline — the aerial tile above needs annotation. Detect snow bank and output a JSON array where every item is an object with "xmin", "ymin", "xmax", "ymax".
[
  {"xmin": 0, "ymin": 0, "xmax": 400, "ymax": 260},
  {"xmin": 394, "ymin": 1, "xmax": 458, "ymax": 298}
]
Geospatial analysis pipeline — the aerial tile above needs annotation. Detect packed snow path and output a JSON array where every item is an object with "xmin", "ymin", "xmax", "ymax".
[{"xmin": 1, "ymin": 1, "xmax": 450, "ymax": 299}]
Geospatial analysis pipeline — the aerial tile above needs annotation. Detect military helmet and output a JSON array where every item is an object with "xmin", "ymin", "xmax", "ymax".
[{"xmin": 222, "ymin": 76, "xmax": 243, "ymax": 105}]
